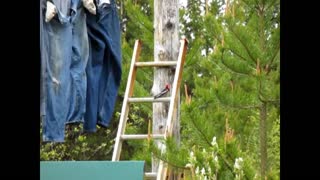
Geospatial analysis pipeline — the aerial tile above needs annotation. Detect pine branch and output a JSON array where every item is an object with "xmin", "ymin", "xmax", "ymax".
[
  {"xmin": 220, "ymin": 51, "xmax": 252, "ymax": 76},
  {"xmin": 264, "ymin": 98, "xmax": 279, "ymax": 104},
  {"xmin": 241, "ymin": 0, "xmax": 257, "ymax": 11},
  {"xmin": 153, "ymin": 153, "xmax": 188, "ymax": 170},
  {"xmin": 148, "ymin": 141, "xmax": 188, "ymax": 170},
  {"xmin": 257, "ymin": 79, "xmax": 279, "ymax": 105},
  {"xmin": 261, "ymin": 0, "xmax": 266, "ymax": 11},
  {"xmin": 254, "ymin": 0, "xmax": 260, "ymax": 8},
  {"xmin": 215, "ymin": 90, "xmax": 259, "ymax": 110},
  {"xmin": 218, "ymin": 153, "xmax": 236, "ymax": 177},
  {"xmin": 212, "ymin": 32, "xmax": 223, "ymax": 45},
  {"xmin": 229, "ymin": 27, "xmax": 257, "ymax": 64},
  {"xmin": 126, "ymin": 2, "xmax": 153, "ymax": 34},
  {"xmin": 130, "ymin": 14, "xmax": 153, "ymax": 34},
  {"xmin": 189, "ymin": 114, "xmax": 212, "ymax": 146},
  {"xmin": 266, "ymin": 44, "xmax": 280, "ymax": 75},
  {"xmin": 259, "ymin": 94, "xmax": 279, "ymax": 105},
  {"xmin": 266, "ymin": 0, "xmax": 279, "ymax": 11},
  {"xmin": 185, "ymin": 40, "xmax": 202, "ymax": 66},
  {"xmin": 225, "ymin": 48, "xmax": 254, "ymax": 66},
  {"xmin": 219, "ymin": 151, "xmax": 250, "ymax": 180}
]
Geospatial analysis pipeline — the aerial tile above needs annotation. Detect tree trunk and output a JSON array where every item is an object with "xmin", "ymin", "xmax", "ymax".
[
  {"xmin": 152, "ymin": 0, "xmax": 180, "ymax": 178},
  {"xmin": 260, "ymin": 103, "xmax": 267, "ymax": 179},
  {"xmin": 258, "ymin": 5, "xmax": 267, "ymax": 179}
]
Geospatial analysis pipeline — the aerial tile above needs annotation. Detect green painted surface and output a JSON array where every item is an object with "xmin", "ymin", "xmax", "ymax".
[{"xmin": 40, "ymin": 161, "xmax": 145, "ymax": 180}]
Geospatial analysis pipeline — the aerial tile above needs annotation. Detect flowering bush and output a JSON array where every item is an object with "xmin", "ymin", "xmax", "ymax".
[
  {"xmin": 234, "ymin": 157, "xmax": 244, "ymax": 180},
  {"xmin": 185, "ymin": 136, "xmax": 220, "ymax": 180},
  {"xmin": 184, "ymin": 136, "xmax": 248, "ymax": 180}
]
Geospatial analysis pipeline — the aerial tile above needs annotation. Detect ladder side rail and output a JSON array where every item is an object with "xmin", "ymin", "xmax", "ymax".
[
  {"xmin": 112, "ymin": 40, "xmax": 142, "ymax": 161},
  {"xmin": 156, "ymin": 38, "xmax": 188, "ymax": 180}
]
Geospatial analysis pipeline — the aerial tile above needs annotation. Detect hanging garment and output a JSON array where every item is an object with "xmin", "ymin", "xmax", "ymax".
[
  {"xmin": 40, "ymin": 0, "xmax": 89, "ymax": 142},
  {"xmin": 84, "ymin": 0, "xmax": 122, "ymax": 132},
  {"xmin": 66, "ymin": 0, "xmax": 89, "ymax": 124},
  {"xmin": 40, "ymin": 0, "xmax": 47, "ymax": 118}
]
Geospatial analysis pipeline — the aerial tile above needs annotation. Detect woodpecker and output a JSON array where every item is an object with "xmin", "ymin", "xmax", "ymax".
[{"xmin": 154, "ymin": 84, "xmax": 171, "ymax": 99}]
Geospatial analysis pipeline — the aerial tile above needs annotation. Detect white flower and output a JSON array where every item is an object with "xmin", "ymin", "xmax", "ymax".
[
  {"xmin": 214, "ymin": 156, "xmax": 218, "ymax": 163},
  {"xmin": 202, "ymin": 148, "xmax": 207, "ymax": 154},
  {"xmin": 211, "ymin": 136, "xmax": 218, "ymax": 147},
  {"xmin": 234, "ymin": 161, "xmax": 240, "ymax": 170},
  {"xmin": 201, "ymin": 49, "xmax": 206, "ymax": 56},
  {"xmin": 234, "ymin": 157, "xmax": 244, "ymax": 170},
  {"xmin": 201, "ymin": 167, "xmax": 206, "ymax": 175},
  {"xmin": 185, "ymin": 163, "xmax": 193, "ymax": 168},
  {"xmin": 190, "ymin": 33, "xmax": 195, "ymax": 40},
  {"xmin": 208, "ymin": 48, "xmax": 213, "ymax": 54},
  {"xmin": 208, "ymin": 166, "xmax": 212, "ymax": 174},
  {"xmin": 195, "ymin": 166, "xmax": 200, "ymax": 175},
  {"xmin": 212, "ymin": 174, "xmax": 217, "ymax": 180},
  {"xmin": 190, "ymin": 151, "xmax": 194, "ymax": 158},
  {"xmin": 189, "ymin": 151, "xmax": 196, "ymax": 162}
]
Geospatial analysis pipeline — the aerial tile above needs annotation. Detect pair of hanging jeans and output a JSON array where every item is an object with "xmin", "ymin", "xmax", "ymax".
[
  {"xmin": 84, "ymin": 0, "xmax": 122, "ymax": 132},
  {"xmin": 40, "ymin": 0, "xmax": 89, "ymax": 142},
  {"xmin": 40, "ymin": 0, "xmax": 47, "ymax": 118}
]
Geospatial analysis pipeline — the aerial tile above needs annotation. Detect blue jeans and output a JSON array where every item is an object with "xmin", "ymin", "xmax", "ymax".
[
  {"xmin": 40, "ymin": 0, "xmax": 89, "ymax": 142},
  {"xmin": 67, "ymin": 0, "xmax": 89, "ymax": 124},
  {"xmin": 84, "ymin": 0, "xmax": 122, "ymax": 132},
  {"xmin": 40, "ymin": 0, "xmax": 47, "ymax": 117}
]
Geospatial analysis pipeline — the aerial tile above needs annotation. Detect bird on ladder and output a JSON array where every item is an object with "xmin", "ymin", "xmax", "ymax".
[{"xmin": 154, "ymin": 84, "xmax": 171, "ymax": 99}]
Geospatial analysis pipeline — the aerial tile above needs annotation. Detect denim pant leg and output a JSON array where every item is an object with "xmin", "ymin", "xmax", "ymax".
[
  {"xmin": 66, "ymin": 2, "xmax": 89, "ymax": 123},
  {"xmin": 84, "ymin": 1, "xmax": 122, "ymax": 132},
  {"xmin": 97, "ymin": 2, "xmax": 122, "ymax": 127},
  {"xmin": 84, "ymin": 27, "xmax": 105, "ymax": 132},
  {"xmin": 97, "ymin": 40, "xmax": 121, "ymax": 127},
  {"xmin": 53, "ymin": 0, "xmax": 71, "ymax": 16},
  {"xmin": 40, "ymin": 0, "xmax": 47, "ymax": 117},
  {"xmin": 41, "ymin": 0, "xmax": 73, "ymax": 142}
]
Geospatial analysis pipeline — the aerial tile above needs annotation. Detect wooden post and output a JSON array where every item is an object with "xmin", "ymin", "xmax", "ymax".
[{"xmin": 152, "ymin": 0, "xmax": 180, "ymax": 178}]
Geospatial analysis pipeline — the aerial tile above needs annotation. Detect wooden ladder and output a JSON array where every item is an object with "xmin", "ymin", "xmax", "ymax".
[{"xmin": 112, "ymin": 38, "xmax": 188, "ymax": 180}]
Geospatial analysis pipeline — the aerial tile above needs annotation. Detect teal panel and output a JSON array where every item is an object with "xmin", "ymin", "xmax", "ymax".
[{"xmin": 40, "ymin": 161, "xmax": 145, "ymax": 180}]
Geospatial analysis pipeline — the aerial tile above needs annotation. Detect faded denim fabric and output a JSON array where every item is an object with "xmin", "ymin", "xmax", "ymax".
[
  {"xmin": 40, "ymin": 0, "xmax": 47, "ymax": 117},
  {"xmin": 84, "ymin": 0, "xmax": 122, "ymax": 132},
  {"xmin": 66, "ymin": 0, "xmax": 89, "ymax": 124},
  {"xmin": 40, "ymin": 0, "xmax": 89, "ymax": 142}
]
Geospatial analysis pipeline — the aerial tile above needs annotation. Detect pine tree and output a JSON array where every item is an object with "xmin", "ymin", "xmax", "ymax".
[
  {"xmin": 156, "ymin": 0, "xmax": 280, "ymax": 179},
  {"xmin": 211, "ymin": 1, "xmax": 280, "ymax": 178}
]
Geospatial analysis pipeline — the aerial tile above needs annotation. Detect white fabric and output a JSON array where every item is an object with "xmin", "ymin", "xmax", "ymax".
[
  {"xmin": 82, "ymin": 0, "xmax": 96, "ymax": 15},
  {"xmin": 45, "ymin": 1, "xmax": 57, "ymax": 22},
  {"xmin": 99, "ymin": 0, "xmax": 110, "ymax": 6}
]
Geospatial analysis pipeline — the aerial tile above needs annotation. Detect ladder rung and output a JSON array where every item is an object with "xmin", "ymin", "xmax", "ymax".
[
  {"xmin": 144, "ymin": 172, "xmax": 157, "ymax": 178},
  {"xmin": 135, "ymin": 61, "xmax": 177, "ymax": 67},
  {"xmin": 128, "ymin": 97, "xmax": 171, "ymax": 103},
  {"xmin": 121, "ymin": 134, "xmax": 165, "ymax": 140}
]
